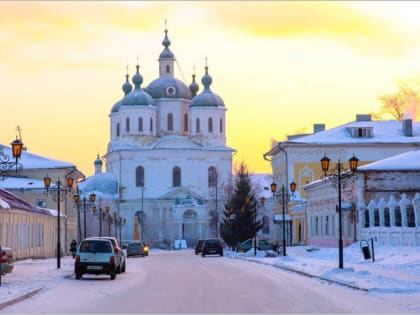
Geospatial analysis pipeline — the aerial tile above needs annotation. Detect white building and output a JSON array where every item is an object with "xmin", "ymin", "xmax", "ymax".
[{"xmin": 80, "ymin": 27, "xmax": 234, "ymax": 248}]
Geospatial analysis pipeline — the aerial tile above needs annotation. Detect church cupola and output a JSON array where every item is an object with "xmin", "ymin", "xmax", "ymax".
[
  {"xmin": 189, "ymin": 72, "xmax": 199, "ymax": 97},
  {"xmin": 94, "ymin": 154, "xmax": 103, "ymax": 174},
  {"xmin": 159, "ymin": 23, "xmax": 175, "ymax": 78}
]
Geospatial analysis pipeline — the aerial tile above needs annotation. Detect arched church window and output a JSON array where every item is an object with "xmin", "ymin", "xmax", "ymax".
[
  {"xmin": 407, "ymin": 205, "xmax": 415, "ymax": 227},
  {"xmin": 168, "ymin": 113, "xmax": 173, "ymax": 131},
  {"xmin": 208, "ymin": 167, "xmax": 217, "ymax": 187},
  {"xmin": 173, "ymin": 166, "xmax": 181, "ymax": 187},
  {"xmin": 136, "ymin": 166, "xmax": 144, "ymax": 187},
  {"xmin": 166, "ymin": 65, "xmax": 170, "ymax": 74},
  {"xmin": 219, "ymin": 118, "xmax": 223, "ymax": 133},
  {"xmin": 138, "ymin": 117, "xmax": 143, "ymax": 132},
  {"xmin": 374, "ymin": 209, "xmax": 380, "ymax": 226},
  {"xmin": 395, "ymin": 206, "xmax": 402, "ymax": 226},
  {"xmin": 116, "ymin": 123, "xmax": 120, "ymax": 137},
  {"xmin": 196, "ymin": 118, "xmax": 200, "ymax": 133},
  {"xmin": 184, "ymin": 113, "xmax": 188, "ymax": 132},
  {"xmin": 208, "ymin": 118, "xmax": 213, "ymax": 133},
  {"xmin": 384, "ymin": 207, "xmax": 390, "ymax": 227},
  {"xmin": 126, "ymin": 118, "xmax": 130, "ymax": 132},
  {"xmin": 364, "ymin": 209, "xmax": 369, "ymax": 228},
  {"xmin": 150, "ymin": 118, "xmax": 153, "ymax": 133}
]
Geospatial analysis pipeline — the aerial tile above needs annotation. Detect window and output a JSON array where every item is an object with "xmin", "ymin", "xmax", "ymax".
[
  {"xmin": 166, "ymin": 65, "xmax": 170, "ymax": 74},
  {"xmin": 219, "ymin": 118, "xmax": 223, "ymax": 133},
  {"xmin": 150, "ymin": 118, "xmax": 153, "ymax": 132},
  {"xmin": 407, "ymin": 205, "xmax": 415, "ymax": 227},
  {"xmin": 384, "ymin": 207, "xmax": 390, "ymax": 227},
  {"xmin": 364, "ymin": 209, "xmax": 369, "ymax": 228},
  {"xmin": 126, "ymin": 118, "xmax": 130, "ymax": 132},
  {"xmin": 184, "ymin": 113, "xmax": 188, "ymax": 132},
  {"xmin": 116, "ymin": 123, "xmax": 120, "ymax": 137},
  {"xmin": 196, "ymin": 118, "xmax": 200, "ymax": 133},
  {"xmin": 168, "ymin": 113, "xmax": 173, "ymax": 131},
  {"xmin": 349, "ymin": 127, "xmax": 373, "ymax": 138},
  {"xmin": 395, "ymin": 206, "xmax": 402, "ymax": 226},
  {"xmin": 374, "ymin": 209, "xmax": 380, "ymax": 226},
  {"xmin": 208, "ymin": 167, "xmax": 217, "ymax": 187},
  {"xmin": 208, "ymin": 118, "xmax": 213, "ymax": 133},
  {"xmin": 138, "ymin": 117, "xmax": 143, "ymax": 132},
  {"xmin": 262, "ymin": 216, "xmax": 270, "ymax": 234},
  {"xmin": 173, "ymin": 167, "xmax": 181, "ymax": 187},
  {"xmin": 136, "ymin": 166, "xmax": 144, "ymax": 187},
  {"xmin": 325, "ymin": 216, "xmax": 329, "ymax": 236},
  {"xmin": 36, "ymin": 199, "xmax": 47, "ymax": 208}
]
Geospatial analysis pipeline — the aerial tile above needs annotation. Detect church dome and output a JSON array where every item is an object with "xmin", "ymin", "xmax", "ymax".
[
  {"xmin": 145, "ymin": 77, "xmax": 191, "ymax": 100},
  {"xmin": 78, "ymin": 172, "xmax": 119, "ymax": 199},
  {"xmin": 122, "ymin": 65, "xmax": 154, "ymax": 106},
  {"xmin": 189, "ymin": 73, "xmax": 199, "ymax": 97},
  {"xmin": 159, "ymin": 28, "xmax": 174, "ymax": 60},
  {"xmin": 111, "ymin": 73, "xmax": 133, "ymax": 113},
  {"xmin": 190, "ymin": 66, "xmax": 224, "ymax": 108}
]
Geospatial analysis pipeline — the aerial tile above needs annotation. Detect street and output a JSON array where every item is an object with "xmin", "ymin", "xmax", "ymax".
[{"xmin": 0, "ymin": 250, "xmax": 409, "ymax": 314}]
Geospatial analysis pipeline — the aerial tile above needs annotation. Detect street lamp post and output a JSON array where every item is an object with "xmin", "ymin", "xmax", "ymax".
[
  {"xmin": 72, "ymin": 189, "xmax": 96, "ymax": 240},
  {"xmin": 271, "ymin": 181, "xmax": 296, "ymax": 256},
  {"xmin": 0, "ymin": 138, "xmax": 23, "ymax": 286},
  {"xmin": 44, "ymin": 175, "xmax": 74, "ymax": 269},
  {"xmin": 320, "ymin": 155, "xmax": 359, "ymax": 269},
  {"xmin": 91, "ymin": 206, "xmax": 103, "ymax": 237}
]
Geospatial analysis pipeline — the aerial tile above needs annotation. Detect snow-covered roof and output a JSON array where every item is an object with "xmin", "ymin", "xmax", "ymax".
[
  {"xmin": 288, "ymin": 120, "xmax": 420, "ymax": 145},
  {"xmin": 0, "ymin": 145, "xmax": 75, "ymax": 170},
  {"xmin": 0, "ymin": 188, "xmax": 50, "ymax": 215},
  {"xmin": 251, "ymin": 174, "xmax": 274, "ymax": 199},
  {"xmin": 0, "ymin": 177, "xmax": 46, "ymax": 190},
  {"xmin": 357, "ymin": 149, "xmax": 420, "ymax": 171},
  {"xmin": 78, "ymin": 172, "xmax": 119, "ymax": 200}
]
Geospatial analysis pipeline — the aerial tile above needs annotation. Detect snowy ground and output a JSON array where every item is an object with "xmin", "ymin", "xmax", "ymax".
[{"xmin": 1, "ymin": 242, "xmax": 420, "ymax": 313}]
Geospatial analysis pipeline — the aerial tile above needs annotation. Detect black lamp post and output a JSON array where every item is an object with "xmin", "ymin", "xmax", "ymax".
[
  {"xmin": 0, "ymin": 138, "xmax": 23, "ymax": 286},
  {"xmin": 91, "ymin": 206, "xmax": 103, "ymax": 237},
  {"xmin": 72, "ymin": 189, "xmax": 96, "ymax": 240},
  {"xmin": 44, "ymin": 175, "xmax": 74, "ymax": 269},
  {"xmin": 320, "ymin": 154, "xmax": 359, "ymax": 269},
  {"xmin": 0, "ymin": 138, "xmax": 24, "ymax": 180},
  {"xmin": 270, "ymin": 181, "xmax": 296, "ymax": 256}
]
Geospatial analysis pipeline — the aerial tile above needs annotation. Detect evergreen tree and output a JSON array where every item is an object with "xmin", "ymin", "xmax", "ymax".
[{"xmin": 219, "ymin": 162, "xmax": 263, "ymax": 250}]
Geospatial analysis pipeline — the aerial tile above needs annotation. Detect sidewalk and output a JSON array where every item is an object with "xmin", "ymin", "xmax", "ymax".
[{"xmin": 0, "ymin": 256, "xmax": 75, "ymax": 310}]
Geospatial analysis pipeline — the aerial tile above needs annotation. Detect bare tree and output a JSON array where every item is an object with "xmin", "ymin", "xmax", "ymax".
[{"xmin": 377, "ymin": 82, "xmax": 420, "ymax": 121}]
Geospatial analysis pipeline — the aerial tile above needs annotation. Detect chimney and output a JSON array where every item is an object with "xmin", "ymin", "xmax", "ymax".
[
  {"xmin": 356, "ymin": 114, "xmax": 372, "ymax": 122},
  {"xmin": 402, "ymin": 119, "xmax": 413, "ymax": 137},
  {"xmin": 313, "ymin": 124, "xmax": 325, "ymax": 133}
]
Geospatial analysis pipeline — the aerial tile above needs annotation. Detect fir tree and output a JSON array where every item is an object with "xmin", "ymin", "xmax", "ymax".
[{"xmin": 219, "ymin": 162, "xmax": 263, "ymax": 250}]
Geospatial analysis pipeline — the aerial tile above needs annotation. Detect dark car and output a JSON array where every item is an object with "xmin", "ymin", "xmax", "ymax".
[
  {"xmin": 202, "ymin": 238, "xmax": 223, "ymax": 257},
  {"xmin": 125, "ymin": 240, "xmax": 146, "ymax": 257},
  {"xmin": 194, "ymin": 239, "xmax": 204, "ymax": 255}
]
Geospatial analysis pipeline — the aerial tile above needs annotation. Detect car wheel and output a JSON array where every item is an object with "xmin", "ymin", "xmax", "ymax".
[
  {"xmin": 220, "ymin": 252, "xmax": 224, "ymax": 257},
  {"xmin": 202, "ymin": 253, "xmax": 205, "ymax": 257},
  {"xmin": 110, "ymin": 272, "xmax": 116, "ymax": 280},
  {"xmin": 121, "ymin": 262, "xmax": 126, "ymax": 273},
  {"xmin": 75, "ymin": 272, "xmax": 82, "ymax": 280}
]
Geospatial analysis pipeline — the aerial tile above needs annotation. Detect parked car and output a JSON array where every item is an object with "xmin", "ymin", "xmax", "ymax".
[
  {"xmin": 238, "ymin": 239, "xmax": 274, "ymax": 252},
  {"xmin": 86, "ymin": 237, "xmax": 126, "ymax": 273},
  {"xmin": 202, "ymin": 238, "xmax": 224, "ymax": 257},
  {"xmin": 1, "ymin": 247, "xmax": 14, "ymax": 275},
  {"xmin": 194, "ymin": 239, "xmax": 204, "ymax": 255},
  {"xmin": 125, "ymin": 240, "xmax": 146, "ymax": 257},
  {"xmin": 74, "ymin": 238, "xmax": 119, "ymax": 280}
]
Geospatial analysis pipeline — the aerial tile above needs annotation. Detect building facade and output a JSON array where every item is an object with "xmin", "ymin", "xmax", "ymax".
[{"xmin": 264, "ymin": 114, "xmax": 420, "ymax": 246}]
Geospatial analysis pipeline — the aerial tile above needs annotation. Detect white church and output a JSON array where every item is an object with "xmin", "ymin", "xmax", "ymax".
[{"xmin": 80, "ymin": 27, "xmax": 235, "ymax": 248}]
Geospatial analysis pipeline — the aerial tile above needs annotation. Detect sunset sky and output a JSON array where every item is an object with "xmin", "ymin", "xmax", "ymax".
[{"xmin": 2, "ymin": 1, "xmax": 420, "ymax": 177}]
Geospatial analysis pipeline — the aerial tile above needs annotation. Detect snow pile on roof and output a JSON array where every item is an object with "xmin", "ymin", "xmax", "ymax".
[
  {"xmin": 78, "ymin": 172, "xmax": 119, "ymax": 200},
  {"xmin": 358, "ymin": 148, "xmax": 420, "ymax": 171}
]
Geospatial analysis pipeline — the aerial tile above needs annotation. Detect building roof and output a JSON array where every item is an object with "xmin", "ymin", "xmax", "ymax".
[
  {"xmin": 288, "ymin": 119, "xmax": 420, "ymax": 145},
  {"xmin": 357, "ymin": 148, "xmax": 420, "ymax": 171},
  {"xmin": 0, "ymin": 188, "xmax": 49, "ymax": 215}
]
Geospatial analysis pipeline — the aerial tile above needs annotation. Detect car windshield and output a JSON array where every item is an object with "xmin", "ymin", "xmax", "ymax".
[
  {"xmin": 80, "ymin": 240, "xmax": 112, "ymax": 253},
  {"xmin": 205, "ymin": 239, "xmax": 220, "ymax": 245},
  {"xmin": 129, "ymin": 243, "xmax": 141, "ymax": 248}
]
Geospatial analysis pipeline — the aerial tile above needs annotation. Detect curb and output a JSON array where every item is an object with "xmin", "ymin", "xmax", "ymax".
[
  {"xmin": 231, "ymin": 255, "xmax": 369, "ymax": 292},
  {"xmin": 0, "ymin": 288, "xmax": 43, "ymax": 311}
]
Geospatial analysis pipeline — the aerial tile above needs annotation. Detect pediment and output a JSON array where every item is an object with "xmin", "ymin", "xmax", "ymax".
[
  {"xmin": 159, "ymin": 186, "xmax": 202, "ymax": 201},
  {"xmin": 152, "ymin": 136, "xmax": 201, "ymax": 150}
]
